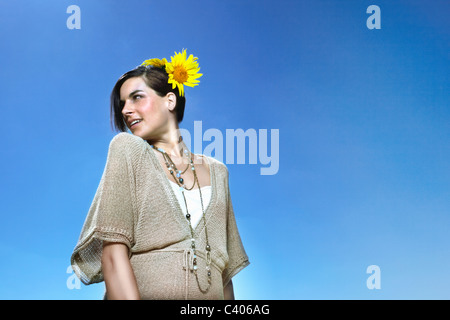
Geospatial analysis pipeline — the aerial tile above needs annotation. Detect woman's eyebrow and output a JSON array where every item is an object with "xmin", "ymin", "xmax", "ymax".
[
  {"xmin": 128, "ymin": 90, "xmax": 144, "ymax": 97},
  {"xmin": 120, "ymin": 90, "xmax": 144, "ymax": 102}
]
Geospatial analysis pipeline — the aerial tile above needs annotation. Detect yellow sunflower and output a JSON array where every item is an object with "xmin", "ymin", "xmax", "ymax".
[
  {"xmin": 165, "ymin": 49, "xmax": 203, "ymax": 97},
  {"xmin": 141, "ymin": 58, "xmax": 168, "ymax": 68}
]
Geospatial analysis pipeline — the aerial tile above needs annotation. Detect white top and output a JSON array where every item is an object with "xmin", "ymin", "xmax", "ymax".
[{"xmin": 169, "ymin": 180, "xmax": 212, "ymax": 229}]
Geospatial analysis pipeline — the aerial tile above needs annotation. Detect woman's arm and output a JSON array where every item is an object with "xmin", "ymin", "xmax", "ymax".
[
  {"xmin": 223, "ymin": 279, "xmax": 235, "ymax": 300},
  {"xmin": 102, "ymin": 242, "xmax": 140, "ymax": 300}
]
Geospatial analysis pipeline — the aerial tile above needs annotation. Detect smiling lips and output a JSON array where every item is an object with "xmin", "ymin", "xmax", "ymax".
[{"xmin": 129, "ymin": 119, "xmax": 142, "ymax": 128}]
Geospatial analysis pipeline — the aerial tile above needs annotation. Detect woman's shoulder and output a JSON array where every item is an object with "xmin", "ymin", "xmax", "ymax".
[
  {"xmin": 110, "ymin": 131, "xmax": 144, "ymax": 145},
  {"xmin": 108, "ymin": 132, "xmax": 148, "ymax": 157}
]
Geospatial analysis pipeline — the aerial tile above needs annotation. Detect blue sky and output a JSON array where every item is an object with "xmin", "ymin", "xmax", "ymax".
[{"xmin": 0, "ymin": 0, "xmax": 448, "ymax": 299}]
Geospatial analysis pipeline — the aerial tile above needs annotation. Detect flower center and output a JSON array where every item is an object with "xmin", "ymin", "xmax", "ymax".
[{"xmin": 173, "ymin": 66, "xmax": 189, "ymax": 83}]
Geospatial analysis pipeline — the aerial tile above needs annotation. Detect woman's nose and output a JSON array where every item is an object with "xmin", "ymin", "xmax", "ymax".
[{"xmin": 122, "ymin": 100, "xmax": 134, "ymax": 116}]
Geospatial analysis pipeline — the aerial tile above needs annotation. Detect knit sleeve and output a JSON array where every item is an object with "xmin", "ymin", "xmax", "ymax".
[
  {"xmin": 70, "ymin": 133, "xmax": 138, "ymax": 285},
  {"xmin": 222, "ymin": 170, "xmax": 250, "ymax": 287}
]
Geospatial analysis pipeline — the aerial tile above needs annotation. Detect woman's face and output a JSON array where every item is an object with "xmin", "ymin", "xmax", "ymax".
[{"xmin": 120, "ymin": 76, "xmax": 174, "ymax": 140}]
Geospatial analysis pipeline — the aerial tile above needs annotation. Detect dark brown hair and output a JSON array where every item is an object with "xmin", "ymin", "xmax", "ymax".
[{"xmin": 110, "ymin": 66, "xmax": 186, "ymax": 132}]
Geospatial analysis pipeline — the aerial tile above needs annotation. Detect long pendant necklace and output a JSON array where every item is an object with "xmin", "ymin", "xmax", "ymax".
[{"xmin": 149, "ymin": 142, "xmax": 212, "ymax": 293}]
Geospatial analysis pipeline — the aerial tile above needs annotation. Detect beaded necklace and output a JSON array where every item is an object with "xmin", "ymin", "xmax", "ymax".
[{"xmin": 149, "ymin": 141, "xmax": 212, "ymax": 293}]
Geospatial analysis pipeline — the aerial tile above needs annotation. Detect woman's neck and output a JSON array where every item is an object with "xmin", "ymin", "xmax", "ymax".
[{"xmin": 148, "ymin": 129, "xmax": 189, "ymax": 159}]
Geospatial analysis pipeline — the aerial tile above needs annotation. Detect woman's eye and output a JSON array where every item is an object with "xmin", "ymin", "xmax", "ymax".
[{"xmin": 132, "ymin": 95, "xmax": 143, "ymax": 101}]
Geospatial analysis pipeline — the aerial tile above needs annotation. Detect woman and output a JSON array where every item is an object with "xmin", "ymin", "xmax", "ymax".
[{"xmin": 70, "ymin": 50, "xmax": 249, "ymax": 300}]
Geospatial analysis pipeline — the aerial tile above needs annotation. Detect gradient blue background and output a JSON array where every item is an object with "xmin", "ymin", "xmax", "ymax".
[{"xmin": 0, "ymin": 0, "xmax": 448, "ymax": 299}]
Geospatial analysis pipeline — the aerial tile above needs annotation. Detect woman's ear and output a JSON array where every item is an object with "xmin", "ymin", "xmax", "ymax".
[{"xmin": 166, "ymin": 92, "xmax": 177, "ymax": 112}]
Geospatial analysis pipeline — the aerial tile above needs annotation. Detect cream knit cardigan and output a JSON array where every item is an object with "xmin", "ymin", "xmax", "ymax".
[{"xmin": 71, "ymin": 132, "xmax": 249, "ymax": 299}]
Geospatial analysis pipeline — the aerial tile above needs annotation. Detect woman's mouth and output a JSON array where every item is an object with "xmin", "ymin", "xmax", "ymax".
[{"xmin": 130, "ymin": 119, "xmax": 142, "ymax": 128}]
